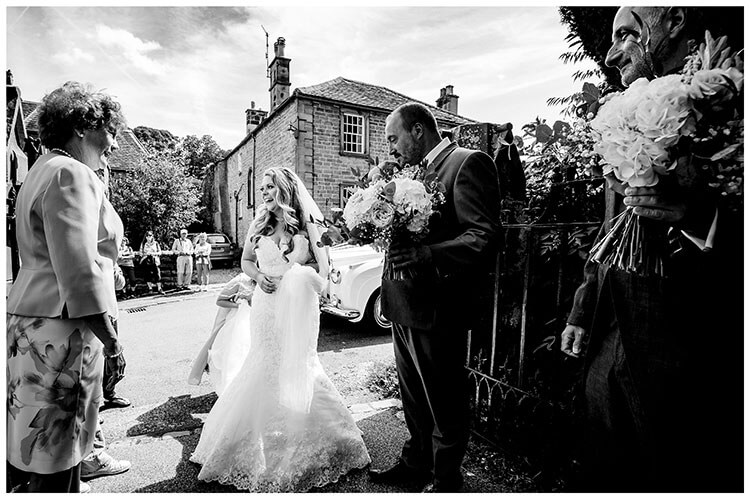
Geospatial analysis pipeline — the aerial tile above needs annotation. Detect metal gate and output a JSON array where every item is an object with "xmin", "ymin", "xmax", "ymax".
[{"xmin": 465, "ymin": 178, "xmax": 604, "ymax": 481}]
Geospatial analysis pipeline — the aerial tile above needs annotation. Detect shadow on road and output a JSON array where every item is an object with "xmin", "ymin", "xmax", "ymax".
[
  {"xmin": 318, "ymin": 315, "xmax": 393, "ymax": 353},
  {"xmin": 127, "ymin": 393, "xmax": 217, "ymax": 438},
  {"xmin": 128, "ymin": 398, "xmax": 417, "ymax": 493}
]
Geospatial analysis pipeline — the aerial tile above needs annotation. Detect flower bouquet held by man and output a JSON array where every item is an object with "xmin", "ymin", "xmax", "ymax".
[
  {"xmin": 589, "ymin": 25, "xmax": 743, "ymax": 277},
  {"xmin": 342, "ymin": 159, "xmax": 445, "ymax": 280}
]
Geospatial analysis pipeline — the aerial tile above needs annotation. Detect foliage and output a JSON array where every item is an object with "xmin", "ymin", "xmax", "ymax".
[
  {"xmin": 548, "ymin": 8, "xmax": 619, "ymax": 115},
  {"xmin": 557, "ymin": 7, "xmax": 621, "ymax": 88},
  {"xmin": 462, "ymin": 438, "xmax": 542, "ymax": 492},
  {"xmin": 129, "ymin": 126, "xmax": 226, "ymax": 233},
  {"xmin": 133, "ymin": 126, "xmax": 178, "ymax": 152},
  {"xmin": 517, "ymin": 110, "xmax": 604, "ymax": 225},
  {"xmin": 196, "ymin": 162, "xmax": 217, "ymax": 232},
  {"xmin": 365, "ymin": 360, "xmax": 400, "ymax": 400},
  {"xmin": 109, "ymin": 150, "xmax": 201, "ymax": 247},
  {"xmin": 180, "ymin": 134, "xmax": 228, "ymax": 180},
  {"xmin": 682, "ymin": 31, "xmax": 744, "ymax": 211}
]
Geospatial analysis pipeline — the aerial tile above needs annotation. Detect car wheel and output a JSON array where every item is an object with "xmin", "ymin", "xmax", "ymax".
[{"xmin": 368, "ymin": 291, "xmax": 392, "ymax": 330}]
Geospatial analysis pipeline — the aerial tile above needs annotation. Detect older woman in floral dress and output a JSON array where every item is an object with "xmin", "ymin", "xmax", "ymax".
[{"xmin": 6, "ymin": 82, "xmax": 127, "ymax": 492}]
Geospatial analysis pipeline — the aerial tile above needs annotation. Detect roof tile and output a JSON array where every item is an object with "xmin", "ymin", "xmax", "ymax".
[
  {"xmin": 109, "ymin": 129, "xmax": 147, "ymax": 172},
  {"xmin": 22, "ymin": 100, "xmax": 40, "ymax": 132},
  {"xmin": 295, "ymin": 77, "xmax": 475, "ymax": 126}
]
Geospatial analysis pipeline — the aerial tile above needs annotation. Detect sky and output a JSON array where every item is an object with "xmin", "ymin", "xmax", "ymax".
[{"xmin": 6, "ymin": 5, "xmax": 602, "ymax": 150}]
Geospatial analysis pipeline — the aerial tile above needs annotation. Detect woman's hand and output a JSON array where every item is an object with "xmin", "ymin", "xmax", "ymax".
[
  {"xmin": 257, "ymin": 273, "xmax": 278, "ymax": 294},
  {"xmin": 104, "ymin": 346, "xmax": 127, "ymax": 392}
]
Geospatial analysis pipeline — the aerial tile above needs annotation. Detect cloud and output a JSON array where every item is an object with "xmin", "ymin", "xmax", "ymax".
[
  {"xmin": 94, "ymin": 24, "xmax": 166, "ymax": 76},
  {"xmin": 8, "ymin": 6, "xmax": 604, "ymax": 149},
  {"xmin": 53, "ymin": 47, "xmax": 95, "ymax": 65}
]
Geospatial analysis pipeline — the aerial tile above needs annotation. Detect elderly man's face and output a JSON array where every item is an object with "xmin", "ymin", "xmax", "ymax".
[{"xmin": 605, "ymin": 7, "xmax": 660, "ymax": 86}]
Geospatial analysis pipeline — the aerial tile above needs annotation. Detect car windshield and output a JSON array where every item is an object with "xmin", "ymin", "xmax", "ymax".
[{"xmin": 207, "ymin": 235, "xmax": 228, "ymax": 244}]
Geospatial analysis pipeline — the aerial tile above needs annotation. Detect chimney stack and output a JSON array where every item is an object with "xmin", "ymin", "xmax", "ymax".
[
  {"xmin": 436, "ymin": 85, "xmax": 459, "ymax": 114},
  {"xmin": 274, "ymin": 37, "xmax": 286, "ymax": 57},
  {"xmin": 246, "ymin": 100, "xmax": 268, "ymax": 134},
  {"xmin": 269, "ymin": 37, "xmax": 291, "ymax": 112}
]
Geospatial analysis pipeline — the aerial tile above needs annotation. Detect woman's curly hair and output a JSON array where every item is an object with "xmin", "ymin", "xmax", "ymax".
[
  {"xmin": 38, "ymin": 81, "xmax": 127, "ymax": 149},
  {"xmin": 247, "ymin": 167, "xmax": 305, "ymax": 258}
]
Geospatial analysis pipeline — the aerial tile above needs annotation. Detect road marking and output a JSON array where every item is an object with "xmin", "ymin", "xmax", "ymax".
[{"xmin": 349, "ymin": 398, "xmax": 402, "ymax": 422}]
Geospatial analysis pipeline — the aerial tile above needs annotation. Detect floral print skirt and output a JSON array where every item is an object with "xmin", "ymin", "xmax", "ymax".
[{"xmin": 7, "ymin": 314, "xmax": 103, "ymax": 474}]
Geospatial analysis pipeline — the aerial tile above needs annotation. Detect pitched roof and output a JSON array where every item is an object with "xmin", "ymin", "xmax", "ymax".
[
  {"xmin": 22, "ymin": 100, "xmax": 40, "ymax": 133},
  {"xmin": 109, "ymin": 129, "xmax": 147, "ymax": 172},
  {"xmin": 295, "ymin": 77, "xmax": 475, "ymax": 126}
]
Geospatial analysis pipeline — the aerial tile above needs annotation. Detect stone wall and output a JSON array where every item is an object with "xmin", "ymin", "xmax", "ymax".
[
  {"xmin": 130, "ymin": 253, "xmax": 180, "ymax": 289},
  {"xmin": 224, "ymin": 102, "xmax": 297, "ymax": 246},
  {"xmin": 216, "ymin": 95, "xmax": 468, "ymax": 244},
  {"xmin": 302, "ymin": 99, "xmax": 391, "ymax": 217}
]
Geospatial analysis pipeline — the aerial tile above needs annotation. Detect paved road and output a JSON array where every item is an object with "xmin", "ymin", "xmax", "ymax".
[
  {"xmin": 87, "ymin": 285, "xmax": 520, "ymax": 492},
  {"xmin": 89, "ymin": 286, "xmax": 403, "ymax": 493}
]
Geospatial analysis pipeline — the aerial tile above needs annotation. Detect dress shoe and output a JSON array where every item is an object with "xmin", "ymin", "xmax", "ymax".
[
  {"xmin": 422, "ymin": 476, "xmax": 464, "ymax": 493},
  {"xmin": 104, "ymin": 396, "xmax": 131, "ymax": 408},
  {"xmin": 369, "ymin": 461, "xmax": 431, "ymax": 485}
]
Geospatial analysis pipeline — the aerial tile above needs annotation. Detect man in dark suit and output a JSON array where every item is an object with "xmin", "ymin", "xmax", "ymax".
[
  {"xmin": 368, "ymin": 102, "xmax": 500, "ymax": 492},
  {"xmin": 560, "ymin": 7, "xmax": 743, "ymax": 492}
]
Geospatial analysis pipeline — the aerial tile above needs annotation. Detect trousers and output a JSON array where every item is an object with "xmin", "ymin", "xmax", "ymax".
[
  {"xmin": 392, "ymin": 322, "xmax": 469, "ymax": 487},
  {"xmin": 176, "ymin": 256, "xmax": 193, "ymax": 286}
]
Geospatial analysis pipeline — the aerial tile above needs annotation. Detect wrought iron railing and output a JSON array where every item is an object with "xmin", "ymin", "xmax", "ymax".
[{"xmin": 465, "ymin": 177, "xmax": 604, "ymax": 483}]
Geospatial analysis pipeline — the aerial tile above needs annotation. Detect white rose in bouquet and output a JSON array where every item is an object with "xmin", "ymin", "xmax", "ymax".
[
  {"xmin": 591, "ymin": 75, "xmax": 693, "ymax": 188},
  {"xmin": 391, "ymin": 178, "xmax": 432, "ymax": 215},
  {"xmin": 343, "ymin": 180, "xmax": 382, "ymax": 230},
  {"xmin": 370, "ymin": 201, "xmax": 396, "ymax": 228}
]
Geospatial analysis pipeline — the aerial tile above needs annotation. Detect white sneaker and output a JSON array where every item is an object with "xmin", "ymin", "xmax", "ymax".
[
  {"xmin": 79, "ymin": 482, "xmax": 91, "ymax": 493},
  {"xmin": 80, "ymin": 451, "xmax": 131, "ymax": 479}
]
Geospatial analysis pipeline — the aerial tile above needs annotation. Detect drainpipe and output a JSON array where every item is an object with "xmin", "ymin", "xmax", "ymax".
[{"xmin": 233, "ymin": 183, "xmax": 243, "ymax": 247}]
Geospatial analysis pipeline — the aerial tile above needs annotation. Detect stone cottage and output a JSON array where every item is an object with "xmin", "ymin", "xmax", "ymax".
[{"xmin": 211, "ymin": 37, "xmax": 476, "ymax": 247}]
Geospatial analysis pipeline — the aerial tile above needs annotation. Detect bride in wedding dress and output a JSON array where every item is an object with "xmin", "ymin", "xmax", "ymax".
[{"xmin": 190, "ymin": 167, "xmax": 370, "ymax": 491}]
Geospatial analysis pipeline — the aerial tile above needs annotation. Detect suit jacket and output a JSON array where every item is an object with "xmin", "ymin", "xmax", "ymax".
[
  {"xmin": 381, "ymin": 143, "xmax": 501, "ymax": 330},
  {"xmin": 567, "ymin": 188, "xmax": 742, "ymax": 401},
  {"xmin": 7, "ymin": 153, "xmax": 123, "ymax": 320}
]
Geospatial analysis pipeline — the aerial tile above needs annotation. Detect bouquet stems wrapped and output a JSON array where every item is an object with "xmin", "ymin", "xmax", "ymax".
[{"xmin": 590, "ymin": 207, "xmax": 668, "ymax": 277}]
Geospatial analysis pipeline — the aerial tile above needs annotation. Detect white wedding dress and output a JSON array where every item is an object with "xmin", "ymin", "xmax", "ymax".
[
  {"xmin": 190, "ymin": 235, "xmax": 371, "ymax": 491},
  {"xmin": 206, "ymin": 298, "xmax": 252, "ymax": 397}
]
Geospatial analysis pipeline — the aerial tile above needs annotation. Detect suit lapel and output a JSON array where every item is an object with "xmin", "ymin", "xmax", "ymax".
[{"xmin": 425, "ymin": 142, "xmax": 458, "ymax": 177}]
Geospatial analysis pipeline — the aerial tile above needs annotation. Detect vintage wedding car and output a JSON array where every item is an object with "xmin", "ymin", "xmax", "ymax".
[{"xmin": 321, "ymin": 243, "xmax": 391, "ymax": 330}]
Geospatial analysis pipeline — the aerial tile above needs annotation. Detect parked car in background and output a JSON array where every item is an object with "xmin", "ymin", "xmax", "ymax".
[
  {"xmin": 187, "ymin": 232, "xmax": 237, "ymax": 267},
  {"xmin": 321, "ymin": 243, "xmax": 390, "ymax": 330}
]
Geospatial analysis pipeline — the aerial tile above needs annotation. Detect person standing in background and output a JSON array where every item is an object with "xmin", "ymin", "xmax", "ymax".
[
  {"xmin": 140, "ymin": 231, "xmax": 165, "ymax": 295},
  {"xmin": 194, "ymin": 232, "xmax": 212, "ymax": 291},
  {"xmin": 172, "ymin": 228, "xmax": 194, "ymax": 291},
  {"xmin": 117, "ymin": 236, "xmax": 137, "ymax": 298}
]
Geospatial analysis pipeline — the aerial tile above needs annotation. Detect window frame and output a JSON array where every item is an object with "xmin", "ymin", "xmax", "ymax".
[{"xmin": 339, "ymin": 110, "xmax": 368, "ymax": 157}]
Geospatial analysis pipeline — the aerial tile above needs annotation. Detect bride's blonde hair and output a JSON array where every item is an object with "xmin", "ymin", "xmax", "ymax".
[{"xmin": 248, "ymin": 167, "xmax": 305, "ymax": 256}]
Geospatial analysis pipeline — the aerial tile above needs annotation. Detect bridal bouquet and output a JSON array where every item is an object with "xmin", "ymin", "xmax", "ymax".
[
  {"xmin": 343, "ymin": 159, "xmax": 445, "ymax": 259},
  {"xmin": 589, "ymin": 30, "xmax": 743, "ymax": 277}
]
